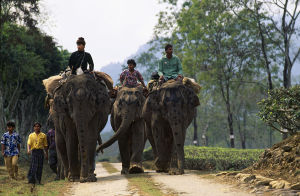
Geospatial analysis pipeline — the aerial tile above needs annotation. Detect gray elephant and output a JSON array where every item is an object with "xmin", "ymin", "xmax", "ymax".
[
  {"xmin": 97, "ymin": 86, "xmax": 146, "ymax": 174},
  {"xmin": 142, "ymin": 80, "xmax": 199, "ymax": 175},
  {"xmin": 43, "ymin": 72, "xmax": 112, "ymax": 182}
]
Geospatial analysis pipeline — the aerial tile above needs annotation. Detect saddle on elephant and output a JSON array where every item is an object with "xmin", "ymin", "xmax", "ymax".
[
  {"xmin": 148, "ymin": 77, "xmax": 202, "ymax": 94},
  {"xmin": 43, "ymin": 71, "xmax": 114, "ymax": 108}
]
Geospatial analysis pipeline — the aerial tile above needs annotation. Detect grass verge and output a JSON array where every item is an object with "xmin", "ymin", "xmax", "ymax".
[
  {"xmin": 126, "ymin": 173, "xmax": 175, "ymax": 196},
  {"xmin": 101, "ymin": 162, "xmax": 119, "ymax": 173},
  {"xmin": 101, "ymin": 162, "xmax": 175, "ymax": 196},
  {"xmin": 0, "ymin": 160, "xmax": 68, "ymax": 196}
]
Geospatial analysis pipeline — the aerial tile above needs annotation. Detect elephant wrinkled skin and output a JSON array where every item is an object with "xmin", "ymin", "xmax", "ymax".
[
  {"xmin": 97, "ymin": 86, "xmax": 146, "ymax": 174},
  {"xmin": 142, "ymin": 80, "xmax": 199, "ymax": 175},
  {"xmin": 47, "ymin": 73, "xmax": 111, "ymax": 182}
]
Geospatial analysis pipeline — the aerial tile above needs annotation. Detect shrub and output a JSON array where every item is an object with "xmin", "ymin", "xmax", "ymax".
[
  {"xmin": 258, "ymin": 85, "xmax": 300, "ymax": 135},
  {"xmin": 143, "ymin": 146, "xmax": 264, "ymax": 171}
]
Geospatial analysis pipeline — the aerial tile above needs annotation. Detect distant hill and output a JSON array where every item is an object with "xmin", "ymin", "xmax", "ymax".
[{"xmin": 100, "ymin": 41, "xmax": 161, "ymax": 85}]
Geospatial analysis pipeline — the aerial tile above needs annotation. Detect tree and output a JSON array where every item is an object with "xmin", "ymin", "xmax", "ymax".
[
  {"xmin": 258, "ymin": 86, "xmax": 300, "ymax": 135},
  {"xmin": 0, "ymin": 23, "xmax": 69, "ymax": 141}
]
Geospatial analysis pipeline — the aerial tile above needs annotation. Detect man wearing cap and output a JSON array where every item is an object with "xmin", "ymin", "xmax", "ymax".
[{"xmin": 27, "ymin": 122, "xmax": 48, "ymax": 188}]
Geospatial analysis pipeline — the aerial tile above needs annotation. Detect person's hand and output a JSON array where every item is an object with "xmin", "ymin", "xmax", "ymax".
[
  {"xmin": 159, "ymin": 75, "xmax": 164, "ymax": 80},
  {"xmin": 176, "ymin": 75, "xmax": 183, "ymax": 82},
  {"xmin": 27, "ymin": 150, "xmax": 31, "ymax": 155},
  {"xmin": 1, "ymin": 152, "xmax": 5, "ymax": 157}
]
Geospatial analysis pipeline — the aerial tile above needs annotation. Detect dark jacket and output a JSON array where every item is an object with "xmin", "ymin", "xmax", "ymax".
[{"xmin": 69, "ymin": 51, "xmax": 94, "ymax": 74}]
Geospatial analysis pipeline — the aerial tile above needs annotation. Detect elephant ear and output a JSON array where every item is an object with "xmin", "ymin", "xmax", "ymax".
[
  {"xmin": 142, "ymin": 90, "xmax": 160, "ymax": 120},
  {"xmin": 182, "ymin": 86, "xmax": 200, "ymax": 108},
  {"xmin": 148, "ymin": 90, "xmax": 160, "ymax": 111},
  {"xmin": 96, "ymin": 89, "xmax": 111, "ymax": 114}
]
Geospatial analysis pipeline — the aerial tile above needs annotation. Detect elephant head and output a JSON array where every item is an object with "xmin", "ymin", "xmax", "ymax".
[{"xmin": 97, "ymin": 86, "xmax": 145, "ymax": 152}]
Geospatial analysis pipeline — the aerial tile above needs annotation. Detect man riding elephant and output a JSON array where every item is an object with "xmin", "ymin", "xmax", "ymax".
[
  {"xmin": 158, "ymin": 44, "xmax": 183, "ymax": 82},
  {"xmin": 69, "ymin": 37, "xmax": 94, "ymax": 75}
]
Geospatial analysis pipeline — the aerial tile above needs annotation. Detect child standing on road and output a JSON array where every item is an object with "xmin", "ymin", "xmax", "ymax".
[{"xmin": 1, "ymin": 121, "xmax": 22, "ymax": 180}]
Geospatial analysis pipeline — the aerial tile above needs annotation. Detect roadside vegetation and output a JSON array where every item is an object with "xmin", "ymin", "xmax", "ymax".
[
  {"xmin": 0, "ymin": 152, "xmax": 67, "ymax": 196},
  {"xmin": 144, "ymin": 146, "xmax": 264, "ymax": 171}
]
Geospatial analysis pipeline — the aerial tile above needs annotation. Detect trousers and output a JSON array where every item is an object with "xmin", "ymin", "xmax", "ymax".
[{"xmin": 4, "ymin": 155, "xmax": 18, "ymax": 178}]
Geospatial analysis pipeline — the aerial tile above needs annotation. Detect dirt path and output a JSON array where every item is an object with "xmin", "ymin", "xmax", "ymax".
[
  {"xmin": 148, "ymin": 170, "xmax": 252, "ymax": 196},
  {"xmin": 65, "ymin": 163, "xmax": 133, "ymax": 196},
  {"xmin": 66, "ymin": 163, "xmax": 252, "ymax": 196}
]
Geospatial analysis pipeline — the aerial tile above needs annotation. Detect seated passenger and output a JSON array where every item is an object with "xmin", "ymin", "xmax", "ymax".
[
  {"xmin": 120, "ymin": 59, "xmax": 146, "ymax": 88},
  {"xmin": 147, "ymin": 71, "xmax": 160, "ymax": 92},
  {"xmin": 69, "ymin": 37, "xmax": 94, "ymax": 75},
  {"xmin": 158, "ymin": 44, "xmax": 183, "ymax": 82}
]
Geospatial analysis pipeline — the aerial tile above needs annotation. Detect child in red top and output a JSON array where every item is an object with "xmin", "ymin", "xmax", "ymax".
[{"xmin": 120, "ymin": 59, "xmax": 146, "ymax": 88}]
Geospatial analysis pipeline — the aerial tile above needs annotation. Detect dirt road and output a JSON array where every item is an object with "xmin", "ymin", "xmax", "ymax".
[
  {"xmin": 65, "ymin": 163, "xmax": 134, "ymax": 196},
  {"xmin": 66, "ymin": 163, "xmax": 252, "ymax": 196}
]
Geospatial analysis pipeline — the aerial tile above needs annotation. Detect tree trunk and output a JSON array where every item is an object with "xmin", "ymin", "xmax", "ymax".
[
  {"xmin": 227, "ymin": 110, "xmax": 235, "ymax": 148},
  {"xmin": 193, "ymin": 110, "xmax": 199, "ymax": 146},
  {"xmin": 201, "ymin": 122, "xmax": 209, "ymax": 146},
  {"xmin": 0, "ymin": 86, "xmax": 6, "ymax": 133},
  {"xmin": 242, "ymin": 110, "xmax": 247, "ymax": 149},
  {"xmin": 256, "ymin": 14, "xmax": 273, "ymax": 90}
]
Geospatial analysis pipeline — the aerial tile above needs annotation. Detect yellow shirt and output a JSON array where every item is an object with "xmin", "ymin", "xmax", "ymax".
[{"xmin": 27, "ymin": 132, "xmax": 48, "ymax": 150}]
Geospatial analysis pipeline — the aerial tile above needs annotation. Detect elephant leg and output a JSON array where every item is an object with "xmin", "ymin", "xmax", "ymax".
[
  {"xmin": 65, "ymin": 123, "xmax": 80, "ymax": 181},
  {"xmin": 86, "ymin": 133, "xmax": 97, "ymax": 182},
  {"xmin": 118, "ymin": 132, "xmax": 130, "ymax": 174},
  {"xmin": 169, "ymin": 123, "xmax": 185, "ymax": 175},
  {"xmin": 145, "ymin": 122, "xmax": 157, "ymax": 159},
  {"xmin": 129, "ymin": 120, "xmax": 145, "ymax": 174},
  {"xmin": 152, "ymin": 118, "xmax": 172, "ymax": 173},
  {"xmin": 55, "ymin": 128, "xmax": 69, "ymax": 179}
]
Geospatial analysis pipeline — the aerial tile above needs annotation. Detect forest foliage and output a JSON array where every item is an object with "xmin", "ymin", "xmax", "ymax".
[
  {"xmin": 0, "ymin": 0, "xmax": 69, "ymax": 142},
  {"xmin": 134, "ymin": 0, "xmax": 300, "ymax": 149}
]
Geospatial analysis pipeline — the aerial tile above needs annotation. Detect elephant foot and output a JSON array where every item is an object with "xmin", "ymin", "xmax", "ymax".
[
  {"xmin": 129, "ymin": 164, "xmax": 144, "ymax": 174},
  {"xmin": 80, "ymin": 174, "xmax": 97, "ymax": 183},
  {"xmin": 121, "ymin": 168, "xmax": 129, "ymax": 175},
  {"xmin": 68, "ymin": 175, "xmax": 80, "ymax": 182},
  {"xmin": 168, "ymin": 168, "xmax": 184, "ymax": 175},
  {"xmin": 156, "ymin": 169, "xmax": 169, "ymax": 173}
]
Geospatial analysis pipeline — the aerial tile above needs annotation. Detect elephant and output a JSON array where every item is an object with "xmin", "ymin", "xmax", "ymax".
[
  {"xmin": 142, "ymin": 80, "xmax": 200, "ymax": 175},
  {"xmin": 97, "ymin": 86, "xmax": 146, "ymax": 174},
  {"xmin": 43, "ymin": 72, "xmax": 112, "ymax": 182}
]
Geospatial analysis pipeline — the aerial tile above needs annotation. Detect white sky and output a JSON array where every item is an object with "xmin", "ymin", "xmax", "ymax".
[{"xmin": 40, "ymin": 0, "xmax": 163, "ymax": 70}]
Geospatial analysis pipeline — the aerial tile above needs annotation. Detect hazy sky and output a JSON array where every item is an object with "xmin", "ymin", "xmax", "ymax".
[{"xmin": 40, "ymin": 0, "xmax": 163, "ymax": 70}]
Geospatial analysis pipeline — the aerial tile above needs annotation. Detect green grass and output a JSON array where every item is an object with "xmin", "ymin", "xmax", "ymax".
[
  {"xmin": 101, "ymin": 162, "xmax": 119, "ymax": 174},
  {"xmin": 0, "ymin": 154, "xmax": 68, "ymax": 196},
  {"xmin": 101, "ymin": 162, "xmax": 174, "ymax": 196},
  {"xmin": 144, "ymin": 146, "xmax": 264, "ymax": 171},
  {"xmin": 126, "ymin": 174, "xmax": 175, "ymax": 196}
]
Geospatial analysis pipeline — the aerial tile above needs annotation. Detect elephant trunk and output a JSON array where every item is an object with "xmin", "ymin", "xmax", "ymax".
[{"xmin": 96, "ymin": 113, "xmax": 134, "ymax": 153}]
